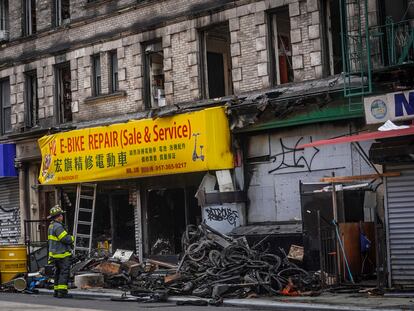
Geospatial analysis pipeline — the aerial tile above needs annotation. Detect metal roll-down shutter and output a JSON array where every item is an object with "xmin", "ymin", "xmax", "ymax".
[
  {"xmin": 0, "ymin": 178, "xmax": 20, "ymax": 244},
  {"xmin": 386, "ymin": 164, "xmax": 414, "ymax": 286}
]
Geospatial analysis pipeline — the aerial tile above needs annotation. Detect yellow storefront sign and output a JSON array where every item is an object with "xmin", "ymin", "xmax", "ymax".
[{"xmin": 38, "ymin": 107, "xmax": 234, "ymax": 185}]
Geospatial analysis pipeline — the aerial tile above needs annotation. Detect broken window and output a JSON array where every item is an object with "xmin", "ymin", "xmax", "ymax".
[
  {"xmin": 25, "ymin": 70, "xmax": 39, "ymax": 128},
  {"xmin": 378, "ymin": 0, "xmax": 413, "ymax": 23},
  {"xmin": 92, "ymin": 54, "xmax": 102, "ymax": 96},
  {"xmin": 55, "ymin": 62, "xmax": 72, "ymax": 123},
  {"xmin": 0, "ymin": 78, "xmax": 11, "ymax": 134},
  {"xmin": 269, "ymin": 7, "xmax": 293, "ymax": 85},
  {"xmin": 143, "ymin": 41, "xmax": 165, "ymax": 108},
  {"xmin": 322, "ymin": 0, "xmax": 343, "ymax": 75},
  {"xmin": 23, "ymin": 0, "xmax": 36, "ymax": 36},
  {"xmin": 109, "ymin": 50, "xmax": 119, "ymax": 93},
  {"xmin": 200, "ymin": 23, "xmax": 233, "ymax": 99},
  {"xmin": 0, "ymin": 0, "xmax": 9, "ymax": 41},
  {"xmin": 54, "ymin": 0, "xmax": 70, "ymax": 27}
]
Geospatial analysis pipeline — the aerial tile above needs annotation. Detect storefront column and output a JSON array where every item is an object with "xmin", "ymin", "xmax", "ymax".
[
  {"xmin": 17, "ymin": 162, "xmax": 27, "ymax": 244},
  {"xmin": 134, "ymin": 187, "xmax": 143, "ymax": 262}
]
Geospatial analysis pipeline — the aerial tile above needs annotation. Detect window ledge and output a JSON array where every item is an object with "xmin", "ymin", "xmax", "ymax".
[
  {"xmin": 84, "ymin": 90, "xmax": 127, "ymax": 104},
  {"xmin": 85, "ymin": 0, "xmax": 113, "ymax": 8}
]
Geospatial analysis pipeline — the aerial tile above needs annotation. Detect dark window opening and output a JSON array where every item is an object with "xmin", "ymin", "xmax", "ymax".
[
  {"xmin": 109, "ymin": 51, "xmax": 119, "ymax": 93},
  {"xmin": 143, "ymin": 41, "xmax": 165, "ymax": 108},
  {"xmin": 55, "ymin": 62, "xmax": 72, "ymax": 124},
  {"xmin": 25, "ymin": 70, "xmax": 39, "ymax": 128},
  {"xmin": 92, "ymin": 54, "xmax": 101, "ymax": 96},
  {"xmin": 0, "ymin": 78, "xmax": 11, "ymax": 134},
  {"xmin": 23, "ymin": 0, "xmax": 36, "ymax": 36},
  {"xmin": 269, "ymin": 7, "xmax": 293, "ymax": 85},
  {"xmin": 378, "ymin": 0, "xmax": 412, "ymax": 23},
  {"xmin": 322, "ymin": 0, "xmax": 343, "ymax": 76},
  {"xmin": 54, "ymin": 0, "xmax": 70, "ymax": 27},
  {"xmin": 0, "ymin": 0, "xmax": 9, "ymax": 39},
  {"xmin": 200, "ymin": 23, "xmax": 232, "ymax": 99}
]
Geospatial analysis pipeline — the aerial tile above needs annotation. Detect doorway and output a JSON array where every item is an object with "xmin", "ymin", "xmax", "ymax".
[
  {"xmin": 57, "ymin": 186, "xmax": 135, "ymax": 252},
  {"xmin": 146, "ymin": 187, "xmax": 200, "ymax": 256}
]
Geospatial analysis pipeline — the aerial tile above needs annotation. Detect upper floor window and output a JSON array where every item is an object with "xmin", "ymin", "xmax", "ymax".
[
  {"xmin": 0, "ymin": 78, "xmax": 11, "ymax": 134},
  {"xmin": 23, "ymin": 0, "xmax": 36, "ymax": 36},
  {"xmin": 322, "ymin": 0, "xmax": 342, "ymax": 76},
  {"xmin": 200, "ymin": 23, "xmax": 233, "ymax": 99},
  {"xmin": 109, "ymin": 51, "xmax": 119, "ymax": 93},
  {"xmin": 54, "ymin": 0, "xmax": 70, "ymax": 27},
  {"xmin": 143, "ymin": 41, "xmax": 165, "ymax": 108},
  {"xmin": 25, "ymin": 70, "xmax": 39, "ymax": 128},
  {"xmin": 55, "ymin": 62, "xmax": 72, "ymax": 123},
  {"xmin": 0, "ymin": 0, "xmax": 9, "ymax": 41},
  {"xmin": 92, "ymin": 54, "xmax": 102, "ymax": 96},
  {"xmin": 269, "ymin": 7, "xmax": 293, "ymax": 85}
]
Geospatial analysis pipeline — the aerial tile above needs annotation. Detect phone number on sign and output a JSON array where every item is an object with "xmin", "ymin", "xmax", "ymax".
[
  {"xmin": 155, "ymin": 162, "xmax": 187, "ymax": 171},
  {"xmin": 127, "ymin": 162, "xmax": 188, "ymax": 174}
]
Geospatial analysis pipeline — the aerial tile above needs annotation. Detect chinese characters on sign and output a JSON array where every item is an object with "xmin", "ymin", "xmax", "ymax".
[{"xmin": 38, "ymin": 107, "xmax": 234, "ymax": 184}]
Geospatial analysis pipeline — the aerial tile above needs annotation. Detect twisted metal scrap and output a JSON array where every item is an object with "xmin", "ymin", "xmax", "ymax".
[{"xmin": 168, "ymin": 224, "xmax": 316, "ymax": 297}]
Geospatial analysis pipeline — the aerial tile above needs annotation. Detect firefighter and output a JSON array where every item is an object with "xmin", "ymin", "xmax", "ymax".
[{"xmin": 47, "ymin": 204, "xmax": 74, "ymax": 298}]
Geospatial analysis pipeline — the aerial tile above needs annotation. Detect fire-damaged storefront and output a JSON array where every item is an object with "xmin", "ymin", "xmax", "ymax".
[
  {"xmin": 227, "ymin": 78, "xmax": 382, "ymax": 285},
  {"xmin": 37, "ymin": 106, "xmax": 234, "ymax": 260},
  {"xmin": 364, "ymin": 90, "xmax": 414, "ymax": 287}
]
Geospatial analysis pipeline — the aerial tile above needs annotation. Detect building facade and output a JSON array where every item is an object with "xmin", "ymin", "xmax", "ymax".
[{"xmin": 0, "ymin": 0, "xmax": 413, "ymax": 285}]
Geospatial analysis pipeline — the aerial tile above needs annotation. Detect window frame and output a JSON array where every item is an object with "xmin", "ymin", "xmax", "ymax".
[
  {"xmin": 24, "ymin": 70, "xmax": 39, "ymax": 128},
  {"xmin": 268, "ymin": 7, "xmax": 293, "ymax": 85},
  {"xmin": 109, "ymin": 50, "xmax": 119, "ymax": 93},
  {"xmin": 0, "ymin": 0, "xmax": 8, "ymax": 32},
  {"xmin": 92, "ymin": 54, "xmax": 102, "ymax": 97},
  {"xmin": 54, "ymin": 0, "xmax": 70, "ymax": 27},
  {"xmin": 55, "ymin": 62, "xmax": 72, "ymax": 124},
  {"xmin": 143, "ymin": 40, "xmax": 165, "ymax": 109},
  {"xmin": 199, "ymin": 23, "xmax": 233, "ymax": 99},
  {"xmin": 0, "ymin": 78, "xmax": 11, "ymax": 135},
  {"xmin": 23, "ymin": 0, "xmax": 36, "ymax": 36}
]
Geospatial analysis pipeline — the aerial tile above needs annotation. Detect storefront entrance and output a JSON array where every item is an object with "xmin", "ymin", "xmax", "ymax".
[
  {"xmin": 59, "ymin": 185, "xmax": 135, "ymax": 253},
  {"xmin": 144, "ymin": 181, "xmax": 201, "ymax": 257}
]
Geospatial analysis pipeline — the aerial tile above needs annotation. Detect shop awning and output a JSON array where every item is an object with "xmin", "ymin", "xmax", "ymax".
[
  {"xmin": 0, "ymin": 144, "xmax": 17, "ymax": 177},
  {"xmin": 297, "ymin": 126, "xmax": 414, "ymax": 149}
]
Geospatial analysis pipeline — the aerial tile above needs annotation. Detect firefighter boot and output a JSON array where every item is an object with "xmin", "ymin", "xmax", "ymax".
[{"xmin": 57, "ymin": 290, "xmax": 73, "ymax": 299}]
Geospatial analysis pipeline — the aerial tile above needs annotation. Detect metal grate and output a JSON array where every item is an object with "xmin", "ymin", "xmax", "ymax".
[{"xmin": 385, "ymin": 164, "xmax": 414, "ymax": 286}]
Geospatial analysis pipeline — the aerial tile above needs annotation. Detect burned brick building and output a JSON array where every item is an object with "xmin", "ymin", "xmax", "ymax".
[{"xmin": 0, "ymin": 0, "xmax": 414, "ymax": 287}]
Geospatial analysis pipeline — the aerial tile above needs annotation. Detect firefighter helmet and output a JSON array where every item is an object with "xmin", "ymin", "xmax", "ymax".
[{"xmin": 48, "ymin": 205, "xmax": 65, "ymax": 219}]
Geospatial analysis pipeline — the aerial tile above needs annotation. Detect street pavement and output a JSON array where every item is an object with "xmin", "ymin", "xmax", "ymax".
[{"xmin": 0, "ymin": 292, "xmax": 256, "ymax": 311}]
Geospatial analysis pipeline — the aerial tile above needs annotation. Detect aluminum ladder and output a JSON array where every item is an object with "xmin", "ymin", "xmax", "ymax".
[{"xmin": 73, "ymin": 183, "xmax": 97, "ymax": 256}]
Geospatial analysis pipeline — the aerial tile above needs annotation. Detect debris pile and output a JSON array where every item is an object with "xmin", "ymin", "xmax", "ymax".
[
  {"xmin": 14, "ymin": 224, "xmax": 319, "ymax": 301},
  {"xmin": 130, "ymin": 224, "xmax": 319, "ymax": 299}
]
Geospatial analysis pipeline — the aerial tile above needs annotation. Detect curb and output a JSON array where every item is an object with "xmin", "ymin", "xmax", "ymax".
[{"xmin": 36, "ymin": 288, "xmax": 402, "ymax": 311}]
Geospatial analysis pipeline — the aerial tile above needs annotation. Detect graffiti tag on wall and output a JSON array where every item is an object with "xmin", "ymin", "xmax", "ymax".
[
  {"xmin": 269, "ymin": 136, "xmax": 320, "ymax": 173},
  {"xmin": 205, "ymin": 207, "xmax": 239, "ymax": 227}
]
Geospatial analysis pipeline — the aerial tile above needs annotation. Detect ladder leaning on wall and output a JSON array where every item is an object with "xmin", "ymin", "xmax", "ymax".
[{"xmin": 73, "ymin": 183, "xmax": 97, "ymax": 256}]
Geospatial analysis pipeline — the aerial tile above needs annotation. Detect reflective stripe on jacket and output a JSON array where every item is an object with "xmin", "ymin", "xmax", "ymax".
[{"xmin": 48, "ymin": 221, "xmax": 73, "ymax": 260}]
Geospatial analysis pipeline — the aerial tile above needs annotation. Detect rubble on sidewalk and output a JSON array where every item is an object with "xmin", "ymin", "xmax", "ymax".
[
  {"xmin": 64, "ymin": 223, "xmax": 320, "ymax": 301},
  {"xmin": 11, "ymin": 224, "xmax": 320, "ymax": 301}
]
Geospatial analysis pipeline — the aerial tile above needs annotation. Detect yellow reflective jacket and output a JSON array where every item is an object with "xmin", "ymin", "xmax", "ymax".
[{"xmin": 48, "ymin": 221, "xmax": 74, "ymax": 260}]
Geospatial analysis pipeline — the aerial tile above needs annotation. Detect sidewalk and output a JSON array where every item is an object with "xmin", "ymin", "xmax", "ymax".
[{"xmin": 36, "ymin": 288, "xmax": 414, "ymax": 310}]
